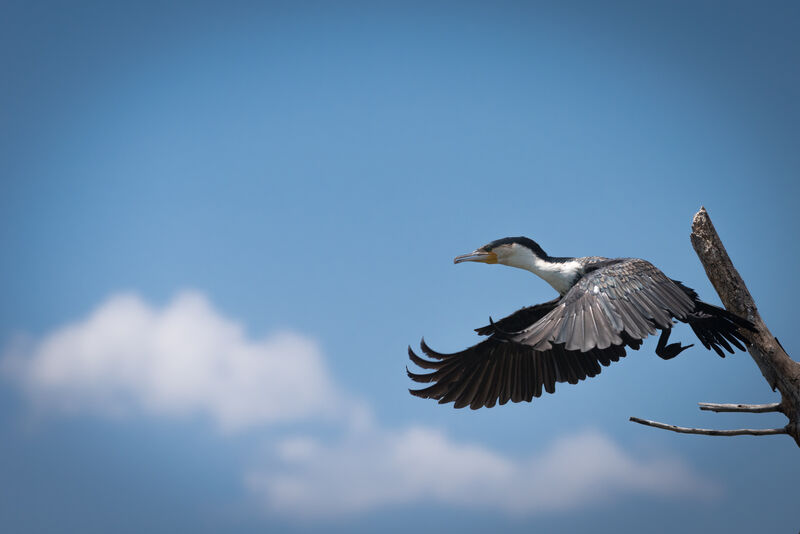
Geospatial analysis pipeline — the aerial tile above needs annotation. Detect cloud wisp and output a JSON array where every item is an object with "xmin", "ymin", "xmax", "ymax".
[
  {"xmin": 3, "ymin": 291, "xmax": 719, "ymax": 518},
  {"xmin": 3, "ymin": 291, "xmax": 350, "ymax": 431},
  {"xmin": 248, "ymin": 426, "xmax": 718, "ymax": 517}
]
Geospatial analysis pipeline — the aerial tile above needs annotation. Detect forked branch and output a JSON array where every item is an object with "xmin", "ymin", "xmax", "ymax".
[{"xmin": 630, "ymin": 207, "xmax": 800, "ymax": 447}]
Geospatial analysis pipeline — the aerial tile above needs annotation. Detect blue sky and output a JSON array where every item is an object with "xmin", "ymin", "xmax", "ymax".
[{"xmin": 1, "ymin": 1, "xmax": 799, "ymax": 532}]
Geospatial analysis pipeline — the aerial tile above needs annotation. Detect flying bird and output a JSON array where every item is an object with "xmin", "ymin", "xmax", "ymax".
[{"xmin": 408, "ymin": 237, "xmax": 753, "ymax": 409}]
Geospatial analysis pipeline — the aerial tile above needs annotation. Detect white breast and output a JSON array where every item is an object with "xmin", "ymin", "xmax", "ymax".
[{"xmin": 530, "ymin": 257, "xmax": 581, "ymax": 294}]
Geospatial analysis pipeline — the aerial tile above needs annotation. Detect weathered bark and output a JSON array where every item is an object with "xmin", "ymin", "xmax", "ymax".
[
  {"xmin": 690, "ymin": 207, "xmax": 800, "ymax": 447},
  {"xmin": 630, "ymin": 208, "xmax": 800, "ymax": 447}
]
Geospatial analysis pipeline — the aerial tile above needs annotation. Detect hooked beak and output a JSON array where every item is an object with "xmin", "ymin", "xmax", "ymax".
[{"xmin": 454, "ymin": 249, "xmax": 498, "ymax": 264}]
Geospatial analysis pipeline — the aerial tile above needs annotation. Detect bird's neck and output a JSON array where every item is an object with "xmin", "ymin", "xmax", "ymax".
[{"xmin": 506, "ymin": 250, "xmax": 582, "ymax": 295}]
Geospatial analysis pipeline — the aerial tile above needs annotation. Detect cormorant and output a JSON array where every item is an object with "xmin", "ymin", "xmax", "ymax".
[{"xmin": 408, "ymin": 237, "xmax": 753, "ymax": 409}]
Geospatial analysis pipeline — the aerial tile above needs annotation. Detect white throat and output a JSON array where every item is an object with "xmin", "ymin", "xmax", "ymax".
[{"xmin": 501, "ymin": 248, "xmax": 581, "ymax": 295}]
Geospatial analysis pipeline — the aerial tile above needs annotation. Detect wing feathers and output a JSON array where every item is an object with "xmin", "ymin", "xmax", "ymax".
[
  {"xmin": 514, "ymin": 259, "xmax": 703, "ymax": 352},
  {"xmin": 408, "ymin": 346, "xmax": 441, "ymax": 369},
  {"xmin": 408, "ymin": 336, "xmax": 629, "ymax": 409}
]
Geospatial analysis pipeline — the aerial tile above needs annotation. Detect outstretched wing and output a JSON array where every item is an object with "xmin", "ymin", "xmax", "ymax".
[
  {"xmin": 511, "ymin": 259, "xmax": 696, "ymax": 352},
  {"xmin": 408, "ymin": 339, "xmax": 627, "ymax": 409},
  {"xmin": 407, "ymin": 299, "xmax": 629, "ymax": 409}
]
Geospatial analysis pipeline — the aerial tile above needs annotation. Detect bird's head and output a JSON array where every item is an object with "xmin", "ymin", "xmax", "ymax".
[{"xmin": 453, "ymin": 237, "xmax": 549, "ymax": 269}]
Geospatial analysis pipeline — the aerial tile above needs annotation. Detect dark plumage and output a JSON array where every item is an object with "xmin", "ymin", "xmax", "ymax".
[{"xmin": 408, "ymin": 237, "xmax": 754, "ymax": 409}]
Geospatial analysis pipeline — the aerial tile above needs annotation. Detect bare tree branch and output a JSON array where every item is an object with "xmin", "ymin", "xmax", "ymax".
[
  {"xmin": 689, "ymin": 207, "xmax": 800, "ymax": 447},
  {"xmin": 629, "ymin": 208, "xmax": 800, "ymax": 447},
  {"xmin": 629, "ymin": 417, "xmax": 788, "ymax": 437},
  {"xmin": 698, "ymin": 402, "xmax": 781, "ymax": 413}
]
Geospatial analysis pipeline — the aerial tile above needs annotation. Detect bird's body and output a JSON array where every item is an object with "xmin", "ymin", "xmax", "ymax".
[{"xmin": 408, "ymin": 237, "xmax": 753, "ymax": 409}]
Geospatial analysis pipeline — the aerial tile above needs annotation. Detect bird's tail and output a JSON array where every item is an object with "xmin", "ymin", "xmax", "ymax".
[{"xmin": 681, "ymin": 300, "xmax": 755, "ymax": 357}]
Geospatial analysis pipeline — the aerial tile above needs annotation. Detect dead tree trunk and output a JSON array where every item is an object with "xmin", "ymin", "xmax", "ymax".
[{"xmin": 630, "ymin": 207, "xmax": 800, "ymax": 447}]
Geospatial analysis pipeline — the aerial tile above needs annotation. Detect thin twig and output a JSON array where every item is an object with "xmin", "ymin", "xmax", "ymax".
[
  {"xmin": 629, "ymin": 417, "xmax": 787, "ymax": 436},
  {"xmin": 698, "ymin": 402, "xmax": 782, "ymax": 413}
]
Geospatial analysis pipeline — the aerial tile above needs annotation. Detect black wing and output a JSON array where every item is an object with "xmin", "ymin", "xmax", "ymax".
[
  {"xmin": 408, "ymin": 339, "xmax": 627, "ymax": 409},
  {"xmin": 407, "ymin": 299, "xmax": 628, "ymax": 409},
  {"xmin": 511, "ymin": 259, "xmax": 696, "ymax": 352}
]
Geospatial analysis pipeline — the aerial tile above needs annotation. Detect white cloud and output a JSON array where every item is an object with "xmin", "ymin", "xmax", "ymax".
[
  {"xmin": 3, "ymin": 291, "xmax": 719, "ymax": 518},
  {"xmin": 3, "ymin": 291, "xmax": 353, "ymax": 431},
  {"xmin": 247, "ymin": 426, "xmax": 719, "ymax": 517}
]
